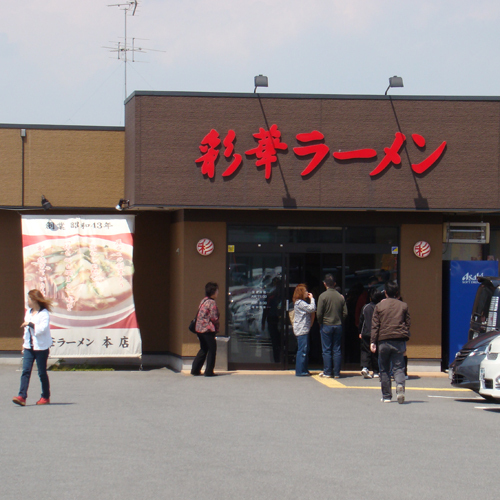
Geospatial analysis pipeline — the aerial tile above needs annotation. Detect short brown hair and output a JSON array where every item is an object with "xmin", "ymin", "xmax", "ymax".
[{"xmin": 292, "ymin": 284, "xmax": 308, "ymax": 303}]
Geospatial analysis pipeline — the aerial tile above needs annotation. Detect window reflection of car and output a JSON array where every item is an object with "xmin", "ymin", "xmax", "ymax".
[
  {"xmin": 228, "ymin": 270, "xmax": 282, "ymax": 335},
  {"xmin": 468, "ymin": 276, "xmax": 500, "ymax": 340},
  {"xmin": 449, "ymin": 330, "xmax": 500, "ymax": 396},
  {"xmin": 344, "ymin": 268, "xmax": 391, "ymax": 292},
  {"xmin": 479, "ymin": 336, "xmax": 500, "ymax": 401},
  {"xmin": 229, "ymin": 294, "xmax": 262, "ymax": 334},
  {"xmin": 229, "ymin": 264, "xmax": 249, "ymax": 285}
]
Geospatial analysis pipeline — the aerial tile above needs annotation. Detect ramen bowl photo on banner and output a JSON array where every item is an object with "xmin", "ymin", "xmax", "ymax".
[{"xmin": 21, "ymin": 215, "xmax": 142, "ymax": 358}]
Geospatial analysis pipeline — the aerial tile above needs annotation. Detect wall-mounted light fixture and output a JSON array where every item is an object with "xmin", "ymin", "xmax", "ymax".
[
  {"xmin": 254, "ymin": 74, "xmax": 268, "ymax": 93},
  {"xmin": 41, "ymin": 195, "xmax": 52, "ymax": 210},
  {"xmin": 115, "ymin": 199, "xmax": 130, "ymax": 211},
  {"xmin": 385, "ymin": 75, "xmax": 404, "ymax": 95}
]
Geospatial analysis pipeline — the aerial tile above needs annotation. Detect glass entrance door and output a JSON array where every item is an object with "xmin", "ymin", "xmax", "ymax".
[
  {"xmin": 227, "ymin": 251, "xmax": 345, "ymax": 370},
  {"xmin": 226, "ymin": 225, "xmax": 399, "ymax": 370},
  {"xmin": 227, "ymin": 253, "xmax": 285, "ymax": 369}
]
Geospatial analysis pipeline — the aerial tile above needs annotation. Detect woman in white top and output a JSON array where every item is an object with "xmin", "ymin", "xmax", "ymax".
[
  {"xmin": 13, "ymin": 289, "xmax": 53, "ymax": 406},
  {"xmin": 293, "ymin": 283, "xmax": 316, "ymax": 376}
]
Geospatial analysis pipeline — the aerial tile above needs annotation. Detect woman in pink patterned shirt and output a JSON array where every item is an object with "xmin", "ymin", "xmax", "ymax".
[{"xmin": 191, "ymin": 282, "xmax": 220, "ymax": 377}]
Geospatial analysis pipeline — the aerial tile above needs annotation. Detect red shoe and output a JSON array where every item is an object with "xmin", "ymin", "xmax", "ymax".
[
  {"xmin": 36, "ymin": 397, "xmax": 50, "ymax": 405},
  {"xmin": 12, "ymin": 396, "xmax": 26, "ymax": 406}
]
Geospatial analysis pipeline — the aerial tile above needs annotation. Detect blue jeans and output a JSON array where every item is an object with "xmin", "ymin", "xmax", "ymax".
[
  {"xmin": 19, "ymin": 349, "xmax": 50, "ymax": 399},
  {"xmin": 378, "ymin": 340, "xmax": 406, "ymax": 399},
  {"xmin": 320, "ymin": 325, "xmax": 343, "ymax": 377},
  {"xmin": 295, "ymin": 334, "xmax": 310, "ymax": 376}
]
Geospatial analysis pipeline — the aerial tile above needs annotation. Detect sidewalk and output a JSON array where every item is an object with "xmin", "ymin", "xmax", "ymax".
[
  {"xmin": 1, "ymin": 351, "xmax": 449, "ymax": 378},
  {"xmin": 189, "ymin": 369, "xmax": 449, "ymax": 378}
]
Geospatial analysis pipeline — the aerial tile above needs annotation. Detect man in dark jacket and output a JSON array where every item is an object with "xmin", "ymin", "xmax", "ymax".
[
  {"xmin": 370, "ymin": 282, "xmax": 410, "ymax": 403},
  {"xmin": 359, "ymin": 289, "xmax": 384, "ymax": 378},
  {"xmin": 317, "ymin": 274, "xmax": 347, "ymax": 378}
]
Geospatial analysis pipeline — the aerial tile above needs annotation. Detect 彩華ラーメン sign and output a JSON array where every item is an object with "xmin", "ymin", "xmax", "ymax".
[
  {"xmin": 21, "ymin": 215, "xmax": 141, "ymax": 358},
  {"xmin": 126, "ymin": 93, "xmax": 500, "ymax": 211}
]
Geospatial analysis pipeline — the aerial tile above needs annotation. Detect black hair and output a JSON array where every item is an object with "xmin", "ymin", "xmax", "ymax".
[
  {"xmin": 205, "ymin": 282, "xmax": 219, "ymax": 298},
  {"xmin": 385, "ymin": 282, "xmax": 400, "ymax": 298},
  {"xmin": 371, "ymin": 290, "xmax": 385, "ymax": 304},
  {"xmin": 324, "ymin": 274, "xmax": 336, "ymax": 288}
]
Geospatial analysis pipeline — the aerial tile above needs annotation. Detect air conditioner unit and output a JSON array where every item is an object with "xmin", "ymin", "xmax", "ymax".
[{"xmin": 443, "ymin": 222, "xmax": 490, "ymax": 244}]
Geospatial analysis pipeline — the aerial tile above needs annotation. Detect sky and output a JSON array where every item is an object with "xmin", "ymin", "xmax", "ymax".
[{"xmin": 1, "ymin": 0, "xmax": 500, "ymax": 127}]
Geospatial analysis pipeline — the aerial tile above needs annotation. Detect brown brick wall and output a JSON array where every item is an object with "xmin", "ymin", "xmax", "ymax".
[
  {"xmin": 125, "ymin": 100, "xmax": 137, "ymax": 205},
  {"xmin": 126, "ymin": 94, "xmax": 500, "ymax": 211}
]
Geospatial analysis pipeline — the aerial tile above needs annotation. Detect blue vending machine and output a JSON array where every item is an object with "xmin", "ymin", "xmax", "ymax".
[{"xmin": 443, "ymin": 260, "xmax": 499, "ymax": 367}]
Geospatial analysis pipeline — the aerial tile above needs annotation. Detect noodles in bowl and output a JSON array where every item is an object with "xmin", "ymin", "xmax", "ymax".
[{"xmin": 23, "ymin": 237, "xmax": 135, "ymax": 328}]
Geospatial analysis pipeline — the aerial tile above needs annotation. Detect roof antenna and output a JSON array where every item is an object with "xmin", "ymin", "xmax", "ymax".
[
  {"xmin": 104, "ymin": 1, "xmax": 165, "ymax": 111},
  {"xmin": 105, "ymin": 1, "xmax": 139, "ymax": 101}
]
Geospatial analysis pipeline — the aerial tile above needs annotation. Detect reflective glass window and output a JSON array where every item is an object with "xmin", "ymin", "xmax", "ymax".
[{"xmin": 345, "ymin": 226, "xmax": 398, "ymax": 245}]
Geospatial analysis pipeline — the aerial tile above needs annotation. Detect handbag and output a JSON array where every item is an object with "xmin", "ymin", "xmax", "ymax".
[
  {"xmin": 188, "ymin": 317, "xmax": 197, "ymax": 333},
  {"xmin": 288, "ymin": 308, "xmax": 295, "ymax": 324},
  {"xmin": 189, "ymin": 298, "xmax": 209, "ymax": 333}
]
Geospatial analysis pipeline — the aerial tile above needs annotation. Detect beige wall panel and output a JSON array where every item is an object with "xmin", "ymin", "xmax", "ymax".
[
  {"xmin": 23, "ymin": 130, "xmax": 124, "ymax": 208},
  {"xmin": 0, "ymin": 129, "xmax": 22, "ymax": 206},
  {"xmin": 181, "ymin": 221, "xmax": 227, "ymax": 357},
  {"xmin": 407, "ymin": 345, "xmax": 442, "ymax": 359},
  {"xmin": 400, "ymin": 224, "xmax": 443, "ymax": 359}
]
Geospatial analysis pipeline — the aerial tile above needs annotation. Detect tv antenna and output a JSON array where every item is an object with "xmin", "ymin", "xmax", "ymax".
[{"xmin": 104, "ymin": 1, "xmax": 164, "ymax": 100}]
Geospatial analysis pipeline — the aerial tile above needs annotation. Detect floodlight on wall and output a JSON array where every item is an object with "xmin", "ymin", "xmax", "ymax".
[
  {"xmin": 41, "ymin": 195, "xmax": 52, "ymax": 211},
  {"xmin": 385, "ymin": 76, "xmax": 404, "ymax": 95},
  {"xmin": 254, "ymin": 74, "xmax": 268, "ymax": 93},
  {"xmin": 115, "ymin": 199, "xmax": 130, "ymax": 211}
]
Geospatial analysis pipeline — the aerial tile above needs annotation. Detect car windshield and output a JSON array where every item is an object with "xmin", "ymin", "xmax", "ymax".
[{"xmin": 471, "ymin": 283, "xmax": 495, "ymax": 326}]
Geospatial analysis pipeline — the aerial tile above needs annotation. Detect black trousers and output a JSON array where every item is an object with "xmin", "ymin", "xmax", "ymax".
[
  {"xmin": 191, "ymin": 333, "xmax": 217, "ymax": 376},
  {"xmin": 360, "ymin": 336, "xmax": 379, "ymax": 373}
]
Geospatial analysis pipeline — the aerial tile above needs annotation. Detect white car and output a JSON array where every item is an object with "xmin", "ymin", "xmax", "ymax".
[{"xmin": 479, "ymin": 335, "xmax": 500, "ymax": 401}]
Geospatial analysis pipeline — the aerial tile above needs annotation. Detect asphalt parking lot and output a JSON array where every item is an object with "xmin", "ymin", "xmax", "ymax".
[{"xmin": 1, "ymin": 366, "xmax": 498, "ymax": 500}]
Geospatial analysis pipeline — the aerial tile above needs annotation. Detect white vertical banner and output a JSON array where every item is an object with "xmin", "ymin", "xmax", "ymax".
[{"xmin": 22, "ymin": 215, "xmax": 142, "ymax": 358}]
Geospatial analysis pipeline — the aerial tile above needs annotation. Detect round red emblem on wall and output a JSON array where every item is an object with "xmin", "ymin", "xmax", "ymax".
[
  {"xmin": 413, "ymin": 241, "xmax": 431, "ymax": 258},
  {"xmin": 197, "ymin": 238, "xmax": 214, "ymax": 256}
]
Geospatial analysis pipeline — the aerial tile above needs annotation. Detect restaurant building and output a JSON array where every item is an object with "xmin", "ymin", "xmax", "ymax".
[{"xmin": 1, "ymin": 92, "xmax": 500, "ymax": 371}]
